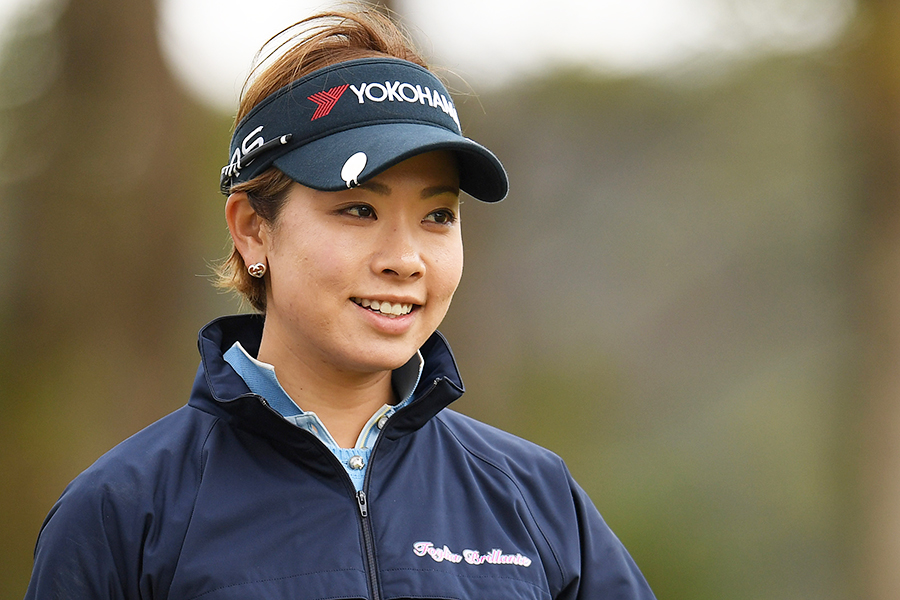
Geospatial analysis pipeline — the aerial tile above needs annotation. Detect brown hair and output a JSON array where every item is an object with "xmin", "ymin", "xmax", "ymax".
[{"xmin": 216, "ymin": 7, "xmax": 428, "ymax": 312}]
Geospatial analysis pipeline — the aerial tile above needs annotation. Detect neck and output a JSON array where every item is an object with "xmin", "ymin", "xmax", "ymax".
[{"xmin": 256, "ymin": 331, "xmax": 395, "ymax": 449}]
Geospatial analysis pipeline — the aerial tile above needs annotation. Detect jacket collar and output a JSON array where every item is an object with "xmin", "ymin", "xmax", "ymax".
[{"xmin": 190, "ymin": 314, "xmax": 465, "ymax": 447}]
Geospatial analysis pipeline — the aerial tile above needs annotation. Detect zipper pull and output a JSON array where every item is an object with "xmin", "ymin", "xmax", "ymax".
[{"xmin": 356, "ymin": 490, "xmax": 369, "ymax": 517}]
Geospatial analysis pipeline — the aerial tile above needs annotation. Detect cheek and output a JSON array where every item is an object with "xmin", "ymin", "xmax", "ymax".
[
  {"xmin": 269, "ymin": 238, "xmax": 346, "ymax": 307},
  {"xmin": 433, "ymin": 240, "xmax": 464, "ymax": 300}
]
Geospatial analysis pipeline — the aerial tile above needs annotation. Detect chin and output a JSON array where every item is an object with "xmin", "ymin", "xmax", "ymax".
[
  {"xmin": 336, "ymin": 345, "xmax": 417, "ymax": 375},
  {"xmin": 366, "ymin": 352, "xmax": 418, "ymax": 373}
]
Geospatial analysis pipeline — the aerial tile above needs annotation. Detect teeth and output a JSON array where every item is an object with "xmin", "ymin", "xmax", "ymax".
[{"xmin": 352, "ymin": 298, "xmax": 414, "ymax": 317}]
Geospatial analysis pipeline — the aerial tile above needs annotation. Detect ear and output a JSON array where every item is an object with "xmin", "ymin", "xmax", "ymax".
[{"xmin": 225, "ymin": 192, "xmax": 268, "ymax": 265}]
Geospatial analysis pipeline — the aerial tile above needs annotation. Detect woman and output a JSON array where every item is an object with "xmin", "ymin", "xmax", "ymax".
[{"xmin": 26, "ymin": 8, "xmax": 656, "ymax": 600}]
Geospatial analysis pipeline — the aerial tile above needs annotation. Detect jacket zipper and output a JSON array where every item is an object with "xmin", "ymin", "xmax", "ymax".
[
  {"xmin": 351, "ymin": 379, "xmax": 442, "ymax": 600},
  {"xmin": 255, "ymin": 396, "xmax": 385, "ymax": 599},
  {"xmin": 352, "ymin": 378, "xmax": 445, "ymax": 600},
  {"xmin": 356, "ymin": 490, "xmax": 381, "ymax": 600},
  {"xmin": 256, "ymin": 380, "xmax": 445, "ymax": 600}
]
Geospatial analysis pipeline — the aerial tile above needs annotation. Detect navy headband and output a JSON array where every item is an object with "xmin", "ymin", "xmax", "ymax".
[{"xmin": 220, "ymin": 57, "xmax": 508, "ymax": 202}]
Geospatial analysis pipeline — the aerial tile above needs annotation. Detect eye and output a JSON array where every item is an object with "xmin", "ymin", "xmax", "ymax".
[
  {"xmin": 425, "ymin": 209, "xmax": 457, "ymax": 225},
  {"xmin": 343, "ymin": 204, "xmax": 376, "ymax": 219}
]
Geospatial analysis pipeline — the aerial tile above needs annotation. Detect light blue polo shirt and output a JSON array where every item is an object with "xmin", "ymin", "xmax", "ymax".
[{"xmin": 223, "ymin": 342, "xmax": 424, "ymax": 491}]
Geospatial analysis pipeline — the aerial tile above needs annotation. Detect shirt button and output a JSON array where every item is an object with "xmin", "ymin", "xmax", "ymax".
[
  {"xmin": 377, "ymin": 415, "xmax": 390, "ymax": 429},
  {"xmin": 349, "ymin": 456, "xmax": 365, "ymax": 470}
]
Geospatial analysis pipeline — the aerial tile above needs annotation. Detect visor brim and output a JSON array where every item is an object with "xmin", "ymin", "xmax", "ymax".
[{"xmin": 273, "ymin": 122, "xmax": 508, "ymax": 203}]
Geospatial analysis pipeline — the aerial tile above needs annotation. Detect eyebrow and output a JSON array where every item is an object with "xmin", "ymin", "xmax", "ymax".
[
  {"xmin": 357, "ymin": 182, "xmax": 460, "ymax": 199},
  {"xmin": 421, "ymin": 185, "xmax": 460, "ymax": 199},
  {"xmin": 357, "ymin": 181, "xmax": 391, "ymax": 195}
]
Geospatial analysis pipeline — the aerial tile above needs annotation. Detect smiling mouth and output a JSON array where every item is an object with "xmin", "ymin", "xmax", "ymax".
[{"xmin": 352, "ymin": 297, "xmax": 415, "ymax": 317}]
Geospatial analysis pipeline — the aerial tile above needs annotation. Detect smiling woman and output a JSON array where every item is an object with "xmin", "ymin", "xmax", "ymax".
[{"xmin": 24, "ymin": 7, "xmax": 655, "ymax": 600}]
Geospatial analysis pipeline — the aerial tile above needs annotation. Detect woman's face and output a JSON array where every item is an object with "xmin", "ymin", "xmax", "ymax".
[{"xmin": 260, "ymin": 151, "xmax": 463, "ymax": 376}]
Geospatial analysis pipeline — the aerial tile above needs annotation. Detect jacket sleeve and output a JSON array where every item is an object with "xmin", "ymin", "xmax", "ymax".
[
  {"xmin": 555, "ymin": 467, "xmax": 657, "ymax": 600},
  {"xmin": 24, "ymin": 407, "xmax": 212, "ymax": 600},
  {"xmin": 25, "ymin": 473, "xmax": 145, "ymax": 600}
]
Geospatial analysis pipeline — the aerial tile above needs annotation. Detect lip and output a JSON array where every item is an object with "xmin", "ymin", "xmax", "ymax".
[
  {"xmin": 352, "ymin": 295, "xmax": 423, "ymax": 305},
  {"xmin": 351, "ymin": 298, "xmax": 419, "ymax": 335}
]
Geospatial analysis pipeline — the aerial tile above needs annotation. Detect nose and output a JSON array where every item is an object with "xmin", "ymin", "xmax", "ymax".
[{"xmin": 372, "ymin": 222, "xmax": 425, "ymax": 279}]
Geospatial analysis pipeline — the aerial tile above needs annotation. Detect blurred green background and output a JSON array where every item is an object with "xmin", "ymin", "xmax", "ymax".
[{"xmin": 3, "ymin": 0, "xmax": 900, "ymax": 598}]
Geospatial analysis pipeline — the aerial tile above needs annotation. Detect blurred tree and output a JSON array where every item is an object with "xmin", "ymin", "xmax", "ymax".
[
  {"xmin": 0, "ymin": 0, "xmax": 228, "ymax": 595},
  {"xmin": 850, "ymin": 1, "xmax": 900, "ymax": 599}
]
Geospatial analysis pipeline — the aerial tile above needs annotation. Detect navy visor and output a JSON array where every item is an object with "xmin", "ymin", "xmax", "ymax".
[{"xmin": 220, "ymin": 57, "xmax": 508, "ymax": 202}]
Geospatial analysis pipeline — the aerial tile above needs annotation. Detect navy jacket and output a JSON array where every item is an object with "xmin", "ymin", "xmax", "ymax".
[{"xmin": 26, "ymin": 315, "xmax": 655, "ymax": 600}]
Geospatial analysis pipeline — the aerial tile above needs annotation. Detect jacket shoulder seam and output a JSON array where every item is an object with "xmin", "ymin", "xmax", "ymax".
[
  {"xmin": 167, "ymin": 411, "xmax": 221, "ymax": 590},
  {"xmin": 432, "ymin": 413, "xmax": 568, "ymax": 585}
]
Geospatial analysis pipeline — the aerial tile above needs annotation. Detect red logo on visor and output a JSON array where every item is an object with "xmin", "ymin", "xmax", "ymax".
[{"xmin": 308, "ymin": 84, "xmax": 350, "ymax": 120}]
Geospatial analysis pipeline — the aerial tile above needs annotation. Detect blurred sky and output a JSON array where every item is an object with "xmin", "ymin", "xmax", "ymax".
[{"xmin": 0, "ymin": 0, "xmax": 856, "ymax": 112}]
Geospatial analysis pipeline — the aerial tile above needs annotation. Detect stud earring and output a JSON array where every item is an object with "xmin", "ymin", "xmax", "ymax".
[{"xmin": 247, "ymin": 262, "xmax": 267, "ymax": 278}]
